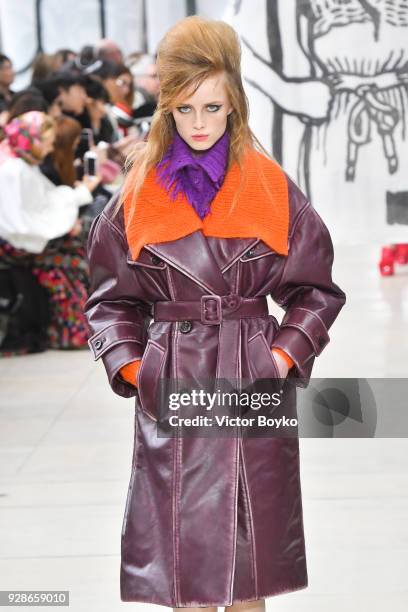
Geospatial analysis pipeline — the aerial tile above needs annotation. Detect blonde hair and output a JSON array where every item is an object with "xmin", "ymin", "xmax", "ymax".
[
  {"xmin": 32, "ymin": 114, "xmax": 56, "ymax": 159},
  {"xmin": 113, "ymin": 15, "xmax": 273, "ymax": 224}
]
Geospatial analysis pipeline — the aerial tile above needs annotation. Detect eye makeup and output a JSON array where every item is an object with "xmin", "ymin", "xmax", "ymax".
[{"xmin": 176, "ymin": 104, "xmax": 223, "ymax": 114}]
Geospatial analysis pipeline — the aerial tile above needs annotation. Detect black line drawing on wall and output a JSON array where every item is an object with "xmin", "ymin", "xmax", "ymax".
[{"xmin": 231, "ymin": 0, "xmax": 408, "ymax": 245}]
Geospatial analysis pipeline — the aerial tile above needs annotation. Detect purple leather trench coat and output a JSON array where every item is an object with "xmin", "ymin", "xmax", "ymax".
[{"xmin": 84, "ymin": 175, "xmax": 346, "ymax": 608}]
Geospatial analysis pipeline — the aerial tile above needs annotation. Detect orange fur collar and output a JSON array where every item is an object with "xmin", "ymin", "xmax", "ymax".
[{"xmin": 124, "ymin": 147, "xmax": 289, "ymax": 261}]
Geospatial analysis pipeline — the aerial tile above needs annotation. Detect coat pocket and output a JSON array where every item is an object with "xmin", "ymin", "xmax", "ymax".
[
  {"xmin": 239, "ymin": 241, "xmax": 278, "ymax": 262},
  {"xmin": 137, "ymin": 339, "xmax": 167, "ymax": 422},
  {"xmin": 247, "ymin": 330, "xmax": 280, "ymax": 381},
  {"xmin": 126, "ymin": 248, "xmax": 168, "ymax": 270}
]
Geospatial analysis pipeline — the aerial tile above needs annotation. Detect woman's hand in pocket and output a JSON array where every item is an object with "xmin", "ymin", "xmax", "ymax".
[
  {"xmin": 120, "ymin": 359, "xmax": 142, "ymax": 387},
  {"xmin": 271, "ymin": 349, "xmax": 289, "ymax": 380}
]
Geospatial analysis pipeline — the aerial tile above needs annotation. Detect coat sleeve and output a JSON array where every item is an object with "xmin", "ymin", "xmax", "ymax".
[
  {"xmin": 270, "ymin": 186, "xmax": 346, "ymax": 387},
  {"xmin": 84, "ymin": 211, "xmax": 152, "ymax": 398}
]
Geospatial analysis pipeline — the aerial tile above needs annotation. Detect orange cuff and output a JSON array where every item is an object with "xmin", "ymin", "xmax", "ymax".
[
  {"xmin": 271, "ymin": 347, "xmax": 294, "ymax": 370},
  {"xmin": 120, "ymin": 359, "xmax": 142, "ymax": 387}
]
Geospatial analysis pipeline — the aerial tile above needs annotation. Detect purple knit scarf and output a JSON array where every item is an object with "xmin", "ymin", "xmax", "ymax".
[{"xmin": 156, "ymin": 130, "xmax": 230, "ymax": 219}]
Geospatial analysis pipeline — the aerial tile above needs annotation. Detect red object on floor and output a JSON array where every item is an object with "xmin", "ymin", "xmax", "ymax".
[
  {"xmin": 379, "ymin": 243, "xmax": 408, "ymax": 276},
  {"xmin": 395, "ymin": 243, "xmax": 408, "ymax": 265},
  {"xmin": 379, "ymin": 246, "xmax": 395, "ymax": 276}
]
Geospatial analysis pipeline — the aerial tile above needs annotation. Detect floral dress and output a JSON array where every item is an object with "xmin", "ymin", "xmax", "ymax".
[{"xmin": 0, "ymin": 231, "xmax": 90, "ymax": 355}]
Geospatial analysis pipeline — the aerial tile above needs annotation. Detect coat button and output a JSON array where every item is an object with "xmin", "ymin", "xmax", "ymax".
[
  {"xmin": 94, "ymin": 339, "xmax": 103, "ymax": 350},
  {"xmin": 223, "ymin": 295, "xmax": 238, "ymax": 308},
  {"xmin": 151, "ymin": 255, "xmax": 161, "ymax": 265},
  {"xmin": 180, "ymin": 320, "xmax": 192, "ymax": 333},
  {"xmin": 243, "ymin": 248, "xmax": 255, "ymax": 259}
]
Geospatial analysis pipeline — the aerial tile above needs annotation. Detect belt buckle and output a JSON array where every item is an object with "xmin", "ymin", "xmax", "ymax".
[{"xmin": 201, "ymin": 295, "xmax": 222, "ymax": 325}]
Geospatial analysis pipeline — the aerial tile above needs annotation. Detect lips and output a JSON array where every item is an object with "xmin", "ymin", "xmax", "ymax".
[{"xmin": 192, "ymin": 135, "xmax": 208, "ymax": 140}]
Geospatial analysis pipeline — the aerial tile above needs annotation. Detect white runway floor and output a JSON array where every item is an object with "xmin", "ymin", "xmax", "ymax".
[{"xmin": 1, "ymin": 244, "xmax": 407, "ymax": 611}]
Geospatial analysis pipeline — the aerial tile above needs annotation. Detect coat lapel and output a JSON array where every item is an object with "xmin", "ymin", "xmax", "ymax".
[
  {"xmin": 144, "ymin": 231, "xmax": 247, "ymax": 295},
  {"xmin": 205, "ymin": 235, "xmax": 260, "ymax": 273}
]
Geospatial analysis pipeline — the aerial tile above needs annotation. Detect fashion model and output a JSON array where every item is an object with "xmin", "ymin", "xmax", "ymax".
[{"xmin": 84, "ymin": 16, "xmax": 346, "ymax": 611}]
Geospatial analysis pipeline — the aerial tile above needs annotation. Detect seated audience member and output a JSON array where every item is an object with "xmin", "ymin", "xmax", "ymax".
[
  {"xmin": 109, "ymin": 65, "xmax": 135, "ymax": 137},
  {"xmin": 87, "ymin": 61, "xmax": 126, "ymax": 141},
  {"xmin": 82, "ymin": 74, "xmax": 142, "ymax": 171},
  {"xmin": 40, "ymin": 112, "xmax": 112, "ymax": 225},
  {"xmin": 83, "ymin": 76, "xmax": 115, "ymax": 144},
  {"xmin": 40, "ymin": 114, "xmax": 82, "ymax": 186},
  {"xmin": 58, "ymin": 45, "xmax": 101, "ymax": 77},
  {"xmin": 5, "ymin": 87, "xmax": 48, "ymax": 122},
  {"xmin": 29, "ymin": 79, "xmax": 65, "ymax": 118},
  {"xmin": 34, "ymin": 73, "xmax": 94, "ymax": 158},
  {"xmin": 89, "ymin": 61, "xmax": 152, "ymax": 134},
  {"xmin": 0, "ymin": 87, "xmax": 48, "ymax": 140},
  {"xmin": 0, "ymin": 111, "xmax": 100, "ymax": 351},
  {"xmin": 31, "ymin": 50, "xmax": 77, "ymax": 82},
  {"xmin": 53, "ymin": 48, "xmax": 77, "ymax": 71},
  {"xmin": 31, "ymin": 53, "xmax": 59, "ymax": 82},
  {"xmin": 126, "ymin": 53, "xmax": 159, "ymax": 118},
  {"xmin": 95, "ymin": 39, "xmax": 123, "ymax": 65},
  {"xmin": 0, "ymin": 54, "xmax": 15, "ymax": 112},
  {"xmin": 34, "ymin": 73, "xmax": 88, "ymax": 118}
]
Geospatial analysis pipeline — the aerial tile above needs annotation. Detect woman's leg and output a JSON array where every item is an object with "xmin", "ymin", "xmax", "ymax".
[{"xmin": 225, "ymin": 598, "xmax": 265, "ymax": 611}]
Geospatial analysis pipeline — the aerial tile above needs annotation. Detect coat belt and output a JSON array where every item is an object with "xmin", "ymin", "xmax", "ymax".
[
  {"xmin": 154, "ymin": 294, "xmax": 268, "ymax": 324},
  {"xmin": 154, "ymin": 294, "xmax": 269, "ymax": 384}
]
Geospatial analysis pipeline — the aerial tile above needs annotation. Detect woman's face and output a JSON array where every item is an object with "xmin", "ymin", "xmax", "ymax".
[
  {"xmin": 102, "ymin": 78, "xmax": 120, "ymax": 105},
  {"xmin": 56, "ymin": 84, "xmax": 87, "ymax": 116},
  {"xmin": 0, "ymin": 60, "xmax": 15, "ymax": 87},
  {"xmin": 171, "ymin": 72, "xmax": 233, "ymax": 152},
  {"xmin": 116, "ymin": 72, "xmax": 133, "ymax": 104},
  {"xmin": 38, "ymin": 130, "xmax": 56, "ymax": 159}
]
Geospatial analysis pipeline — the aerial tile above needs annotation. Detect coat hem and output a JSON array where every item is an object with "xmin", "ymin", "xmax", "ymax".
[{"xmin": 120, "ymin": 579, "xmax": 308, "ymax": 607}]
